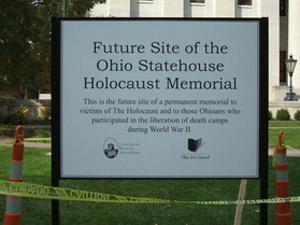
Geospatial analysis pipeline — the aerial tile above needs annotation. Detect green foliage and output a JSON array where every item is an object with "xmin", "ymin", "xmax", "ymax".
[
  {"xmin": 39, "ymin": 107, "xmax": 51, "ymax": 120},
  {"xmin": 2, "ymin": 104, "xmax": 29, "ymax": 125},
  {"xmin": 0, "ymin": 74, "xmax": 9, "ymax": 88},
  {"xmin": 0, "ymin": 95, "xmax": 16, "ymax": 100},
  {"xmin": 0, "ymin": 115, "xmax": 4, "ymax": 124},
  {"xmin": 0, "ymin": 0, "xmax": 106, "ymax": 97},
  {"xmin": 276, "ymin": 108, "xmax": 290, "ymax": 120},
  {"xmin": 294, "ymin": 110, "xmax": 300, "ymax": 121},
  {"xmin": 18, "ymin": 104, "xmax": 29, "ymax": 115},
  {"xmin": 27, "ymin": 119, "xmax": 51, "ymax": 125},
  {"xmin": 0, "ymin": 125, "xmax": 51, "ymax": 138},
  {"xmin": 34, "ymin": 128, "xmax": 51, "ymax": 138},
  {"xmin": 268, "ymin": 111, "xmax": 273, "ymax": 120},
  {"xmin": 0, "ymin": 0, "xmax": 39, "ymax": 96},
  {"xmin": 3, "ymin": 113, "xmax": 26, "ymax": 125}
]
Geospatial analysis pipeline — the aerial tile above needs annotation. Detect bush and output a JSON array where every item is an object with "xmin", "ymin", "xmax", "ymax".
[
  {"xmin": 0, "ymin": 125, "xmax": 51, "ymax": 138},
  {"xmin": 2, "ymin": 104, "xmax": 29, "ymax": 125},
  {"xmin": 0, "ymin": 115, "xmax": 5, "ymax": 124},
  {"xmin": 39, "ymin": 107, "xmax": 51, "ymax": 120},
  {"xmin": 17, "ymin": 104, "xmax": 29, "ymax": 115},
  {"xmin": 276, "ymin": 109, "xmax": 290, "ymax": 120},
  {"xmin": 34, "ymin": 128, "xmax": 51, "ymax": 138},
  {"xmin": 3, "ymin": 113, "xmax": 26, "ymax": 125},
  {"xmin": 27, "ymin": 119, "xmax": 51, "ymax": 125},
  {"xmin": 294, "ymin": 110, "xmax": 300, "ymax": 121},
  {"xmin": 268, "ymin": 111, "xmax": 273, "ymax": 120}
]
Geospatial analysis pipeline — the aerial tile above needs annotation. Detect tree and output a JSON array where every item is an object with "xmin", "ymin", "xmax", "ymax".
[
  {"xmin": 0, "ymin": 0, "xmax": 105, "ymax": 98},
  {"xmin": 0, "ymin": 0, "xmax": 38, "ymax": 96}
]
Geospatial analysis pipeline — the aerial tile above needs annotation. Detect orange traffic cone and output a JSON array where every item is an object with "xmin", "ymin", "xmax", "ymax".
[
  {"xmin": 3, "ymin": 126, "xmax": 25, "ymax": 225},
  {"xmin": 275, "ymin": 131, "xmax": 292, "ymax": 225}
]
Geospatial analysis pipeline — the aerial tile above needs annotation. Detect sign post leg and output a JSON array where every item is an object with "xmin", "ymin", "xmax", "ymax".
[
  {"xmin": 260, "ymin": 182, "xmax": 268, "ymax": 225},
  {"xmin": 52, "ymin": 178, "xmax": 59, "ymax": 225}
]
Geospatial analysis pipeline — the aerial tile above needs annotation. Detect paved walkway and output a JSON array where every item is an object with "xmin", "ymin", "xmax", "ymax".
[
  {"xmin": 268, "ymin": 149, "xmax": 300, "ymax": 157},
  {"xmin": 0, "ymin": 139, "xmax": 51, "ymax": 149},
  {"xmin": 1, "ymin": 138, "xmax": 300, "ymax": 157}
]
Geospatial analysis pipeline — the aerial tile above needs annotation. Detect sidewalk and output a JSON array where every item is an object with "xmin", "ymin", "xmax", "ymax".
[
  {"xmin": 268, "ymin": 149, "xmax": 300, "ymax": 157},
  {"xmin": 0, "ymin": 139, "xmax": 51, "ymax": 149}
]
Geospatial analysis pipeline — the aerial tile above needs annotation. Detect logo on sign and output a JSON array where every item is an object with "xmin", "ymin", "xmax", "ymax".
[
  {"xmin": 188, "ymin": 138, "xmax": 202, "ymax": 152},
  {"xmin": 103, "ymin": 138, "xmax": 119, "ymax": 159}
]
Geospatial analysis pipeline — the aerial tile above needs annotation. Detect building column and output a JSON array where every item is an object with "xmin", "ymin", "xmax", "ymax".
[
  {"xmin": 215, "ymin": 0, "xmax": 235, "ymax": 17},
  {"xmin": 288, "ymin": 0, "xmax": 300, "ymax": 91},
  {"xmin": 261, "ymin": 0, "xmax": 280, "ymax": 100},
  {"xmin": 108, "ymin": 0, "xmax": 132, "ymax": 17},
  {"xmin": 162, "ymin": 0, "xmax": 184, "ymax": 17}
]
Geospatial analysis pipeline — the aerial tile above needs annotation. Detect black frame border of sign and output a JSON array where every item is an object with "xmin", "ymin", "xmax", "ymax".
[{"xmin": 51, "ymin": 17, "xmax": 269, "ymax": 225}]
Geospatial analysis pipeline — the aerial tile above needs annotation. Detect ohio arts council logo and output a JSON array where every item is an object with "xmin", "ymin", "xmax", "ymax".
[
  {"xmin": 182, "ymin": 138, "xmax": 208, "ymax": 159},
  {"xmin": 103, "ymin": 138, "xmax": 119, "ymax": 159},
  {"xmin": 188, "ymin": 138, "xmax": 202, "ymax": 152}
]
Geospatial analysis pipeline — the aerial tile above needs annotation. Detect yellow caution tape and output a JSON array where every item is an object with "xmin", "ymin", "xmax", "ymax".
[{"xmin": 0, "ymin": 180, "xmax": 300, "ymax": 205}]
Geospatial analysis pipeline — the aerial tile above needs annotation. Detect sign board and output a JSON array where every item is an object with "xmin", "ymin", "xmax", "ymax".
[{"xmin": 52, "ymin": 18, "xmax": 268, "ymax": 178}]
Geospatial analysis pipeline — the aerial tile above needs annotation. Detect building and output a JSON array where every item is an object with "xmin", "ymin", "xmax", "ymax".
[{"xmin": 90, "ymin": 0, "xmax": 300, "ymax": 112}]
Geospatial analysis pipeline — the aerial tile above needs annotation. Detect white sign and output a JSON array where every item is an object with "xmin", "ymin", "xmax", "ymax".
[{"xmin": 57, "ymin": 19, "xmax": 265, "ymax": 178}]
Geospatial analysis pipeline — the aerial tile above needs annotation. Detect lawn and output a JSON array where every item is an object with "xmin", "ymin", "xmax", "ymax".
[
  {"xmin": 0, "ymin": 145, "xmax": 299, "ymax": 225},
  {"xmin": 2, "ymin": 121, "xmax": 300, "ymax": 148},
  {"xmin": 269, "ymin": 120, "xmax": 300, "ymax": 127},
  {"xmin": 24, "ymin": 138, "xmax": 51, "ymax": 144},
  {"xmin": 269, "ymin": 120, "xmax": 300, "ymax": 149}
]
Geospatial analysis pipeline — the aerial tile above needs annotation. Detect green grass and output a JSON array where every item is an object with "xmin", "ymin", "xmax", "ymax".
[
  {"xmin": 269, "ymin": 128, "xmax": 300, "ymax": 149},
  {"xmin": 268, "ymin": 120, "xmax": 300, "ymax": 149},
  {"xmin": 0, "ymin": 146, "xmax": 52, "ymax": 224},
  {"xmin": 24, "ymin": 138, "xmax": 51, "ymax": 144},
  {"xmin": 0, "ymin": 125, "xmax": 51, "ymax": 139},
  {"xmin": 269, "ymin": 120, "xmax": 300, "ymax": 127},
  {"xmin": 5, "ymin": 120, "xmax": 300, "ymax": 148},
  {"xmin": 0, "ymin": 145, "xmax": 299, "ymax": 225}
]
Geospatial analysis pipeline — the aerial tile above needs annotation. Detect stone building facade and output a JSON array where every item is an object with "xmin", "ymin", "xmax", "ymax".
[{"xmin": 90, "ymin": 0, "xmax": 300, "ymax": 103}]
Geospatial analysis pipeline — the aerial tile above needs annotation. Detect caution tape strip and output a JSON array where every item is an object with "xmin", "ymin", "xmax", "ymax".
[{"xmin": 0, "ymin": 180, "xmax": 300, "ymax": 205}]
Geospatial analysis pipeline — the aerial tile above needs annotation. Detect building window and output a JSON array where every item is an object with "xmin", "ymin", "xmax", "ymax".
[
  {"xmin": 238, "ymin": 0, "xmax": 252, "ymax": 5},
  {"xmin": 190, "ymin": 0, "xmax": 205, "ymax": 3},
  {"xmin": 280, "ymin": 51, "xmax": 287, "ymax": 84},
  {"xmin": 280, "ymin": 0, "xmax": 287, "ymax": 17}
]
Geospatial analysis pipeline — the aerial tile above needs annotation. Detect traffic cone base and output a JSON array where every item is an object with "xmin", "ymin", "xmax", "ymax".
[
  {"xmin": 275, "ymin": 212, "xmax": 292, "ymax": 225},
  {"xmin": 3, "ymin": 213, "xmax": 22, "ymax": 225}
]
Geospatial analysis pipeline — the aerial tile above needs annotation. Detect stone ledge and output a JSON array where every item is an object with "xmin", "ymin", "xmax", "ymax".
[
  {"xmin": 269, "ymin": 100, "xmax": 300, "ymax": 119},
  {"xmin": 269, "ymin": 101, "xmax": 300, "ymax": 107}
]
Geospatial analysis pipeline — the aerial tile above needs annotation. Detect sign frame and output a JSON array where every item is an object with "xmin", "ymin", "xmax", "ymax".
[
  {"xmin": 52, "ymin": 17, "xmax": 268, "ymax": 225},
  {"xmin": 52, "ymin": 17, "xmax": 268, "ymax": 180}
]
